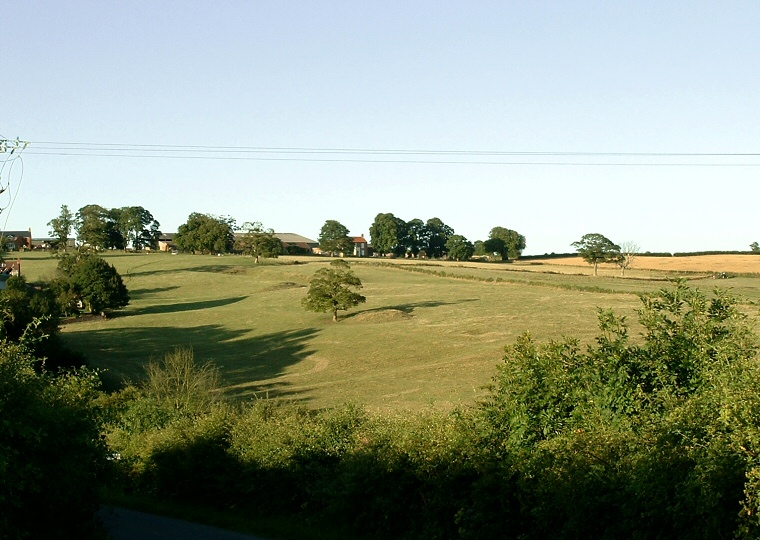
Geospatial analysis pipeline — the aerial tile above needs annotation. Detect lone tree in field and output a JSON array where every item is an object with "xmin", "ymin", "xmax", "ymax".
[
  {"xmin": 617, "ymin": 241, "xmax": 640, "ymax": 276},
  {"xmin": 572, "ymin": 233, "xmax": 622, "ymax": 276},
  {"xmin": 302, "ymin": 259, "xmax": 365, "ymax": 321}
]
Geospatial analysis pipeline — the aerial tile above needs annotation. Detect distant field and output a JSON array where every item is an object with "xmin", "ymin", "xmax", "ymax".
[
  {"xmin": 527, "ymin": 254, "xmax": 760, "ymax": 274},
  {"xmin": 15, "ymin": 252, "xmax": 760, "ymax": 410}
]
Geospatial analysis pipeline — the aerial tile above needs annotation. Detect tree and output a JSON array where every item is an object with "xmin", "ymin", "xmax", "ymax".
[
  {"xmin": 236, "ymin": 222, "xmax": 283, "ymax": 262},
  {"xmin": 113, "ymin": 206, "xmax": 161, "ymax": 251},
  {"xmin": 484, "ymin": 227, "xmax": 526, "ymax": 261},
  {"xmin": 403, "ymin": 218, "xmax": 426, "ymax": 257},
  {"xmin": 617, "ymin": 241, "xmax": 640, "ymax": 276},
  {"xmin": 47, "ymin": 204, "xmax": 75, "ymax": 252},
  {"xmin": 318, "ymin": 220, "xmax": 353, "ymax": 256},
  {"xmin": 57, "ymin": 254, "xmax": 129, "ymax": 314},
  {"xmin": 369, "ymin": 213, "xmax": 407, "ymax": 256},
  {"xmin": 751, "ymin": 242, "xmax": 760, "ymax": 253},
  {"xmin": 421, "ymin": 217, "xmax": 454, "ymax": 258},
  {"xmin": 571, "ymin": 233, "xmax": 622, "ymax": 276},
  {"xmin": 174, "ymin": 213, "xmax": 235, "ymax": 254},
  {"xmin": 302, "ymin": 259, "xmax": 366, "ymax": 321},
  {"xmin": 445, "ymin": 234, "xmax": 474, "ymax": 261},
  {"xmin": 75, "ymin": 204, "xmax": 114, "ymax": 250}
]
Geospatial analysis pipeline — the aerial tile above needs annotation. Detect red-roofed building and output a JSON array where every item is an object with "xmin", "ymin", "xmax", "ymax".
[{"xmin": 353, "ymin": 235, "xmax": 368, "ymax": 257}]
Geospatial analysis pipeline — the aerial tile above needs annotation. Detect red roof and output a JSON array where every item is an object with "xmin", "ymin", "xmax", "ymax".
[{"xmin": 353, "ymin": 236, "xmax": 367, "ymax": 243}]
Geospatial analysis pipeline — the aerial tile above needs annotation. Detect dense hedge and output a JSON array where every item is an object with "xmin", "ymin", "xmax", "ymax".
[
  {"xmin": 103, "ymin": 283, "xmax": 760, "ymax": 539},
  {"xmin": 0, "ymin": 344, "xmax": 107, "ymax": 539}
]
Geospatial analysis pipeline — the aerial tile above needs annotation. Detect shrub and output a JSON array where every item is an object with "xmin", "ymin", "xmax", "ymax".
[{"xmin": 0, "ymin": 343, "xmax": 106, "ymax": 539}]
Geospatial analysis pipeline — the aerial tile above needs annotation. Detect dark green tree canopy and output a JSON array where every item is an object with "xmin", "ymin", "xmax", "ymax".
[
  {"xmin": 112, "ymin": 206, "xmax": 161, "ymax": 251},
  {"xmin": 421, "ymin": 217, "xmax": 454, "ymax": 258},
  {"xmin": 235, "ymin": 222, "xmax": 283, "ymax": 262},
  {"xmin": 175, "ymin": 213, "xmax": 235, "ymax": 254},
  {"xmin": 572, "ymin": 233, "xmax": 622, "ymax": 276},
  {"xmin": 47, "ymin": 204, "xmax": 75, "ymax": 252},
  {"xmin": 318, "ymin": 220, "xmax": 354, "ymax": 256},
  {"xmin": 369, "ymin": 213, "xmax": 407, "ymax": 256},
  {"xmin": 75, "ymin": 204, "xmax": 114, "ymax": 250},
  {"xmin": 57, "ymin": 254, "xmax": 129, "ymax": 314},
  {"xmin": 75, "ymin": 204, "xmax": 160, "ymax": 251},
  {"xmin": 484, "ymin": 227, "xmax": 526, "ymax": 261},
  {"xmin": 302, "ymin": 259, "xmax": 366, "ymax": 321},
  {"xmin": 445, "ymin": 234, "xmax": 474, "ymax": 261},
  {"xmin": 403, "ymin": 218, "xmax": 426, "ymax": 257}
]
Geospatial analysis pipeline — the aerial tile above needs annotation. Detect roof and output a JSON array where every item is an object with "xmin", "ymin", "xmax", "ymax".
[
  {"xmin": 353, "ymin": 236, "xmax": 368, "ymax": 243},
  {"xmin": 0, "ymin": 230, "xmax": 31, "ymax": 238},
  {"xmin": 273, "ymin": 233, "xmax": 318, "ymax": 245}
]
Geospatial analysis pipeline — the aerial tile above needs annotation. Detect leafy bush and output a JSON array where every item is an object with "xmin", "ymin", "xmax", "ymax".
[
  {"xmin": 105, "ymin": 282, "xmax": 760, "ymax": 539},
  {"xmin": 0, "ymin": 343, "xmax": 106, "ymax": 539}
]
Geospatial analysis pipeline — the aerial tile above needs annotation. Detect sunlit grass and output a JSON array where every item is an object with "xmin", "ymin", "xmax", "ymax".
[{"xmin": 16, "ymin": 251, "xmax": 760, "ymax": 410}]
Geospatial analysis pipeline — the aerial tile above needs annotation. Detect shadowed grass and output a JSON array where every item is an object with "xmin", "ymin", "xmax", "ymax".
[{"xmin": 14, "ymin": 251, "xmax": 760, "ymax": 410}]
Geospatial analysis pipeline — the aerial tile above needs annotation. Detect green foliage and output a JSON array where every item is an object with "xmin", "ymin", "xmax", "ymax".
[
  {"xmin": 318, "ymin": 219, "xmax": 354, "ymax": 255},
  {"xmin": 369, "ymin": 212, "xmax": 407, "ymax": 256},
  {"xmin": 445, "ymin": 234, "xmax": 474, "ymax": 261},
  {"xmin": 0, "ymin": 275, "xmax": 59, "ymax": 344},
  {"xmin": 485, "ymin": 226, "xmax": 526, "ymax": 261},
  {"xmin": 144, "ymin": 348, "xmax": 221, "ymax": 413},
  {"xmin": 175, "ymin": 212, "xmax": 235, "ymax": 254},
  {"xmin": 0, "ymin": 343, "xmax": 106, "ymax": 539},
  {"xmin": 572, "ymin": 233, "xmax": 622, "ymax": 275},
  {"xmin": 479, "ymin": 281, "xmax": 760, "ymax": 539},
  {"xmin": 47, "ymin": 204, "xmax": 75, "ymax": 252},
  {"xmin": 56, "ymin": 254, "xmax": 129, "ymax": 314},
  {"xmin": 302, "ymin": 260, "xmax": 366, "ymax": 321},
  {"xmin": 421, "ymin": 217, "xmax": 454, "ymax": 258},
  {"xmin": 235, "ymin": 222, "xmax": 283, "ymax": 262},
  {"xmin": 75, "ymin": 204, "xmax": 117, "ymax": 250},
  {"xmin": 111, "ymin": 206, "xmax": 161, "ymax": 250}
]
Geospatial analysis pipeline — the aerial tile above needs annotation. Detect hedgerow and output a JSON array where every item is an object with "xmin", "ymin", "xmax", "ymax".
[{"xmin": 103, "ymin": 282, "xmax": 760, "ymax": 539}]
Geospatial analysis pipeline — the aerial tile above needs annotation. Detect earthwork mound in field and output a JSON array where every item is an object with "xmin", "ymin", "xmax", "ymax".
[
  {"xmin": 265, "ymin": 281, "xmax": 306, "ymax": 291},
  {"xmin": 349, "ymin": 308, "xmax": 412, "ymax": 323}
]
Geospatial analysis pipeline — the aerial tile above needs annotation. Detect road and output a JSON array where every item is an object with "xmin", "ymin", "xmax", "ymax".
[{"xmin": 98, "ymin": 507, "xmax": 271, "ymax": 540}]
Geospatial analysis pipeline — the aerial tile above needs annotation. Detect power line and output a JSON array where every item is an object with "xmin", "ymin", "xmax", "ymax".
[{"xmin": 21, "ymin": 140, "xmax": 760, "ymax": 166}]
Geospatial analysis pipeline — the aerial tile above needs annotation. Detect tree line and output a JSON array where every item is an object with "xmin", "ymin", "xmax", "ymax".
[{"xmin": 48, "ymin": 204, "xmax": 161, "ymax": 251}]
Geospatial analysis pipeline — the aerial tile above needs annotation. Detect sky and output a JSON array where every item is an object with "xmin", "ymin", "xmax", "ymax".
[{"xmin": 3, "ymin": 1, "xmax": 760, "ymax": 255}]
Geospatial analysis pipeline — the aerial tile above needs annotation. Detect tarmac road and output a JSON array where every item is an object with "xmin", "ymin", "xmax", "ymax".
[{"xmin": 98, "ymin": 507, "xmax": 271, "ymax": 540}]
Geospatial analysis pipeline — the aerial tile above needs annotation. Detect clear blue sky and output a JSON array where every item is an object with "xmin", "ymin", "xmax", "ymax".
[{"xmin": 3, "ymin": 1, "xmax": 760, "ymax": 254}]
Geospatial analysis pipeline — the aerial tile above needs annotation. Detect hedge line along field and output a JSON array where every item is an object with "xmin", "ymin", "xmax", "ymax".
[{"xmin": 17, "ymin": 252, "xmax": 760, "ymax": 410}]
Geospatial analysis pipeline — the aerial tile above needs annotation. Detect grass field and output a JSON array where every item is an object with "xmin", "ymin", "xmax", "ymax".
[{"xmin": 16, "ymin": 252, "xmax": 760, "ymax": 410}]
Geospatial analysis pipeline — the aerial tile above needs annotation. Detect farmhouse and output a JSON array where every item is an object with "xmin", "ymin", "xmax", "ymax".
[
  {"xmin": 157, "ymin": 233, "xmax": 177, "ymax": 252},
  {"xmin": 0, "ymin": 229, "xmax": 33, "ymax": 251},
  {"xmin": 353, "ymin": 235, "xmax": 369, "ymax": 257}
]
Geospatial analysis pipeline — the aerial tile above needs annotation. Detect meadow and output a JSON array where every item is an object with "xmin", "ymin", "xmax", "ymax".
[{"xmin": 18, "ymin": 251, "xmax": 760, "ymax": 410}]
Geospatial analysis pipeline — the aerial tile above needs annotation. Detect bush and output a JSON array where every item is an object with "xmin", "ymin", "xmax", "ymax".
[{"xmin": 0, "ymin": 343, "xmax": 106, "ymax": 539}]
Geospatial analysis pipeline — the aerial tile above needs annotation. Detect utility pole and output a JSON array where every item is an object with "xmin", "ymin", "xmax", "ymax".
[{"xmin": 0, "ymin": 137, "xmax": 30, "ymax": 155}]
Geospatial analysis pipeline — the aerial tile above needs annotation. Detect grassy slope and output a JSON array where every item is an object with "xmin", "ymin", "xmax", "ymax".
[{"xmin": 18, "ymin": 252, "xmax": 760, "ymax": 411}]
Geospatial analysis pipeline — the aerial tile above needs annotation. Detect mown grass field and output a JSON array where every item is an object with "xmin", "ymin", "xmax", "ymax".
[{"xmin": 17, "ymin": 252, "xmax": 760, "ymax": 410}]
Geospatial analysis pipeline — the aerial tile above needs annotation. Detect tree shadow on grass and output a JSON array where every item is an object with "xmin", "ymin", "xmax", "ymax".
[
  {"xmin": 342, "ymin": 298, "xmax": 479, "ymax": 320},
  {"xmin": 65, "ymin": 324, "xmax": 319, "ymax": 404},
  {"xmin": 126, "ymin": 296, "xmax": 248, "ymax": 316},
  {"xmin": 127, "ymin": 285, "xmax": 181, "ymax": 299}
]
